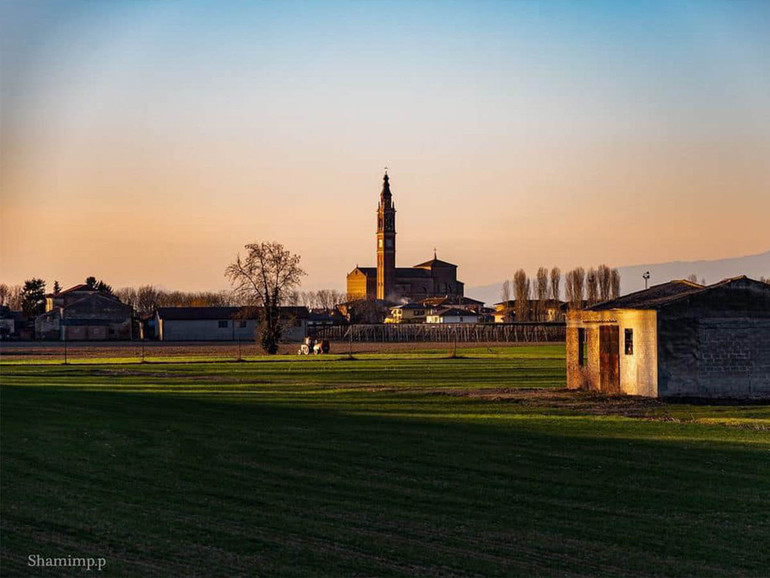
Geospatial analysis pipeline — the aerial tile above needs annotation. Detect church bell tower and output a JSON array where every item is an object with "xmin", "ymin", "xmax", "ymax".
[{"xmin": 376, "ymin": 170, "xmax": 396, "ymax": 300}]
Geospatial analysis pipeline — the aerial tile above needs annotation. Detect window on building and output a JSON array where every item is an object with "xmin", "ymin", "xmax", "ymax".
[
  {"xmin": 239, "ymin": 320, "xmax": 247, "ymax": 328},
  {"xmin": 625, "ymin": 328, "xmax": 634, "ymax": 355},
  {"xmin": 218, "ymin": 320, "xmax": 228, "ymax": 328},
  {"xmin": 578, "ymin": 328, "xmax": 586, "ymax": 366}
]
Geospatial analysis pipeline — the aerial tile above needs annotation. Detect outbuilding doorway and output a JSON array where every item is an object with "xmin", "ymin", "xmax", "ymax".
[{"xmin": 599, "ymin": 325, "xmax": 620, "ymax": 393}]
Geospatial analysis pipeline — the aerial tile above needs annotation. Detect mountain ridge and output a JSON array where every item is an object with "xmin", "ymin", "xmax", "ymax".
[{"xmin": 466, "ymin": 250, "xmax": 770, "ymax": 306}]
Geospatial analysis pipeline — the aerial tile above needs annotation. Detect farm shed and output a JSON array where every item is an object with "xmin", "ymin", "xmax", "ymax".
[
  {"xmin": 156, "ymin": 306, "xmax": 309, "ymax": 342},
  {"xmin": 566, "ymin": 276, "xmax": 770, "ymax": 399}
]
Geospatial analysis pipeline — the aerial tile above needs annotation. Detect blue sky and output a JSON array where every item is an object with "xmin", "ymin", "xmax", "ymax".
[{"xmin": 2, "ymin": 0, "xmax": 768, "ymax": 292}]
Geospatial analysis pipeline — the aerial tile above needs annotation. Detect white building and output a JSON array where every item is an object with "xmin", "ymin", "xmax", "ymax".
[{"xmin": 425, "ymin": 307, "xmax": 479, "ymax": 324}]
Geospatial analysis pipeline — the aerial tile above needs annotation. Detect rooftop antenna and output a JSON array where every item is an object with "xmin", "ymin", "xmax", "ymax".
[{"xmin": 643, "ymin": 271, "xmax": 650, "ymax": 290}]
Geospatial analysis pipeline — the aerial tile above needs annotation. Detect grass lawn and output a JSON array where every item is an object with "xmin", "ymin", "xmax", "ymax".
[{"xmin": 1, "ymin": 345, "xmax": 769, "ymax": 576}]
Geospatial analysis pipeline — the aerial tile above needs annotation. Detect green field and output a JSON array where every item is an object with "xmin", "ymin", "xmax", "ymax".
[{"xmin": 2, "ymin": 345, "xmax": 769, "ymax": 576}]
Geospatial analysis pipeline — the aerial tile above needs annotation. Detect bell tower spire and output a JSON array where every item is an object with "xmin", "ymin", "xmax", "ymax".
[{"xmin": 376, "ymin": 169, "xmax": 396, "ymax": 300}]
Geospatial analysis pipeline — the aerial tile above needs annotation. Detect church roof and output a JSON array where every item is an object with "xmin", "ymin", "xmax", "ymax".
[
  {"xmin": 381, "ymin": 171, "xmax": 391, "ymax": 197},
  {"xmin": 413, "ymin": 257, "xmax": 457, "ymax": 269},
  {"xmin": 395, "ymin": 267, "xmax": 433, "ymax": 278},
  {"xmin": 349, "ymin": 267, "xmax": 376, "ymax": 276}
]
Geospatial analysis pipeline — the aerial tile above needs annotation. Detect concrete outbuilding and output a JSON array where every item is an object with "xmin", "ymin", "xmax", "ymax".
[{"xmin": 566, "ymin": 277, "xmax": 770, "ymax": 399}]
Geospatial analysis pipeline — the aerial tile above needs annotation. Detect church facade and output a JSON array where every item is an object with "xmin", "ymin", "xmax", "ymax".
[{"xmin": 346, "ymin": 173, "xmax": 465, "ymax": 302}]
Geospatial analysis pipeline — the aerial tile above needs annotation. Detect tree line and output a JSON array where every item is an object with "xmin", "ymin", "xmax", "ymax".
[
  {"xmin": 501, "ymin": 265, "xmax": 621, "ymax": 321},
  {"xmin": 0, "ymin": 278, "xmax": 345, "ymax": 317}
]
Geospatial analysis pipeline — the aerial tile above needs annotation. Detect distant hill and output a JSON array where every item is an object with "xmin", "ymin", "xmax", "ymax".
[{"xmin": 466, "ymin": 250, "xmax": 770, "ymax": 306}]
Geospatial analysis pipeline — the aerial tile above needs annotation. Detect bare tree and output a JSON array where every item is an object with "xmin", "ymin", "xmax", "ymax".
[
  {"xmin": 2, "ymin": 285, "xmax": 24, "ymax": 310},
  {"xmin": 0, "ymin": 284, "xmax": 8, "ymax": 306},
  {"xmin": 610, "ymin": 268, "xmax": 621, "ymax": 299},
  {"xmin": 566, "ymin": 268, "xmax": 585, "ymax": 310},
  {"xmin": 315, "ymin": 289, "xmax": 341, "ymax": 310},
  {"xmin": 586, "ymin": 267, "xmax": 599, "ymax": 307},
  {"xmin": 597, "ymin": 265, "xmax": 611, "ymax": 301},
  {"xmin": 285, "ymin": 290, "xmax": 301, "ymax": 306},
  {"xmin": 686, "ymin": 273, "xmax": 698, "ymax": 283},
  {"xmin": 550, "ymin": 267, "xmax": 561, "ymax": 302},
  {"xmin": 225, "ymin": 242, "xmax": 306, "ymax": 354},
  {"xmin": 115, "ymin": 287, "xmax": 139, "ymax": 310},
  {"xmin": 535, "ymin": 267, "xmax": 549, "ymax": 321},
  {"xmin": 500, "ymin": 279, "xmax": 511, "ymax": 304},
  {"xmin": 513, "ymin": 269, "xmax": 530, "ymax": 322}
]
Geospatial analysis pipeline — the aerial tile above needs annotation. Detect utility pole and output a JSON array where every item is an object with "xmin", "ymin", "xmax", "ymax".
[{"xmin": 61, "ymin": 307, "xmax": 68, "ymax": 365}]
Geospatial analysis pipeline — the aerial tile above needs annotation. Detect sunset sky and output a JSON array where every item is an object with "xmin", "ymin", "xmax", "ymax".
[{"xmin": 2, "ymin": 0, "xmax": 768, "ymax": 294}]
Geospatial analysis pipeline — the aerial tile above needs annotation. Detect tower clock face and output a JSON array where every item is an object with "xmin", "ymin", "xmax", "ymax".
[{"xmin": 385, "ymin": 239, "xmax": 393, "ymax": 249}]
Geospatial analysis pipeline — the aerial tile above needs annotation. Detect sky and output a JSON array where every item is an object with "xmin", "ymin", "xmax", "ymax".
[{"xmin": 2, "ymin": 0, "xmax": 769, "ymax": 294}]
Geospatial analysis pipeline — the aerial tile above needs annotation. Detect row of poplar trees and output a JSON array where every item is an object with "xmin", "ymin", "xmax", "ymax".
[{"xmin": 501, "ymin": 265, "xmax": 621, "ymax": 321}]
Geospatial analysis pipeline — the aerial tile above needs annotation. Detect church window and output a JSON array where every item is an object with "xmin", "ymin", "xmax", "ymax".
[{"xmin": 578, "ymin": 328, "xmax": 586, "ymax": 366}]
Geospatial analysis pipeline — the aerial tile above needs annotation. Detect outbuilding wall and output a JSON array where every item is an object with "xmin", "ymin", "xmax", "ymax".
[
  {"xmin": 657, "ymin": 281, "xmax": 770, "ymax": 398},
  {"xmin": 567, "ymin": 309, "xmax": 658, "ymax": 396},
  {"xmin": 158, "ymin": 318, "xmax": 307, "ymax": 342}
]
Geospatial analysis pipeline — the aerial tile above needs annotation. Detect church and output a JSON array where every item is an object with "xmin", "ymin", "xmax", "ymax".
[{"xmin": 346, "ymin": 172, "xmax": 465, "ymax": 303}]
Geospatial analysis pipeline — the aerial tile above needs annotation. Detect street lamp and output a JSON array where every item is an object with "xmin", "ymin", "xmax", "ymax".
[{"xmin": 643, "ymin": 271, "xmax": 650, "ymax": 290}]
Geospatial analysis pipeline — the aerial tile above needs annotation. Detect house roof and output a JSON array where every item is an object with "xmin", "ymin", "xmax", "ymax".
[
  {"xmin": 46, "ymin": 283, "xmax": 96, "ymax": 298},
  {"xmin": 431, "ymin": 307, "xmax": 479, "ymax": 317},
  {"xmin": 588, "ymin": 280, "xmax": 706, "ymax": 311},
  {"xmin": 156, "ymin": 306, "xmax": 309, "ymax": 320},
  {"xmin": 391, "ymin": 303, "xmax": 427, "ymax": 310},
  {"xmin": 420, "ymin": 296, "xmax": 483, "ymax": 306}
]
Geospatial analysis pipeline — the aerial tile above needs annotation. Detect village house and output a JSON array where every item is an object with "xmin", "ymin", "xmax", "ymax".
[
  {"xmin": 0, "ymin": 306, "xmax": 16, "ymax": 340},
  {"xmin": 425, "ymin": 307, "xmax": 480, "ymax": 324},
  {"xmin": 566, "ymin": 276, "xmax": 770, "ymax": 398},
  {"xmin": 385, "ymin": 302, "xmax": 428, "ymax": 324},
  {"xmin": 155, "ymin": 306, "xmax": 309, "ymax": 341},
  {"xmin": 36, "ymin": 286, "xmax": 133, "ymax": 340}
]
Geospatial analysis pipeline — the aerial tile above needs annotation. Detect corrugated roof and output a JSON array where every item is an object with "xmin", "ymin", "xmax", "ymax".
[
  {"xmin": 589, "ymin": 280, "xmax": 705, "ymax": 311},
  {"xmin": 157, "ymin": 306, "xmax": 309, "ymax": 320}
]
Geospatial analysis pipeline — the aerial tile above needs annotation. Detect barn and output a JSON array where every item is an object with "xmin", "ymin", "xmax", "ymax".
[
  {"xmin": 566, "ymin": 276, "xmax": 770, "ymax": 399},
  {"xmin": 155, "ymin": 306, "xmax": 309, "ymax": 342}
]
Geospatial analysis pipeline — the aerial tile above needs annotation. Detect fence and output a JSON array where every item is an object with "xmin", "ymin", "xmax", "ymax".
[{"xmin": 316, "ymin": 322, "xmax": 566, "ymax": 343}]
